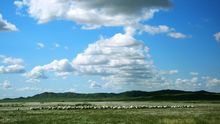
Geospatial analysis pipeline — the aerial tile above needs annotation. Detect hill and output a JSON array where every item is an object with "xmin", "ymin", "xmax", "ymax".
[{"xmin": 1, "ymin": 90, "xmax": 220, "ymax": 102}]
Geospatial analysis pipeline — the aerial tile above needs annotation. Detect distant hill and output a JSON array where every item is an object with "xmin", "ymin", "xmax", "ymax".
[{"xmin": 1, "ymin": 90, "xmax": 220, "ymax": 102}]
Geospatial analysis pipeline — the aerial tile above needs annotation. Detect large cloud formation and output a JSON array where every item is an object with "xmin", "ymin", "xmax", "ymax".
[
  {"xmin": 24, "ymin": 32, "xmax": 220, "ymax": 90},
  {"xmin": 0, "ymin": 14, "xmax": 18, "ymax": 32},
  {"xmin": 14, "ymin": 0, "xmax": 171, "ymax": 26},
  {"xmin": 14, "ymin": 0, "xmax": 188, "ymax": 38},
  {"xmin": 20, "ymin": 0, "xmax": 197, "ymax": 90},
  {"xmin": 73, "ymin": 32, "xmax": 158, "ymax": 88},
  {"xmin": 26, "ymin": 31, "xmax": 162, "ymax": 88},
  {"xmin": 0, "ymin": 55, "xmax": 25, "ymax": 74}
]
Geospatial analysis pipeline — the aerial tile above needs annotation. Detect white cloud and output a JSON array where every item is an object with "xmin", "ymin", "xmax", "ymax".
[
  {"xmin": 171, "ymin": 76, "xmax": 200, "ymax": 91},
  {"xmin": 135, "ymin": 24, "xmax": 189, "ymax": 39},
  {"xmin": 0, "ymin": 55, "xmax": 25, "ymax": 74},
  {"xmin": 141, "ymin": 24, "xmax": 172, "ymax": 35},
  {"xmin": 0, "ymin": 65, "xmax": 25, "ymax": 74},
  {"xmin": 208, "ymin": 78, "xmax": 220, "ymax": 87},
  {"xmin": 14, "ymin": 0, "xmax": 190, "ymax": 39},
  {"xmin": 164, "ymin": 74, "xmax": 220, "ymax": 91},
  {"xmin": 73, "ymin": 32, "xmax": 158, "ymax": 88},
  {"xmin": 214, "ymin": 32, "xmax": 220, "ymax": 42},
  {"xmin": 16, "ymin": 0, "xmax": 197, "ymax": 90},
  {"xmin": 25, "ymin": 59, "xmax": 74, "ymax": 79},
  {"xmin": 0, "ymin": 55, "xmax": 24, "ymax": 65},
  {"xmin": 89, "ymin": 80, "xmax": 102, "ymax": 88},
  {"xmin": 0, "ymin": 80, "xmax": 12, "ymax": 89},
  {"xmin": 175, "ymin": 78, "xmax": 196, "ymax": 90},
  {"xmin": 15, "ymin": 0, "xmax": 171, "ymax": 27},
  {"xmin": 26, "ymin": 31, "xmax": 161, "ymax": 89},
  {"xmin": 37, "ymin": 42, "xmax": 45, "ymax": 49},
  {"xmin": 190, "ymin": 72, "xmax": 199, "ymax": 76},
  {"xmin": 0, "ymin": 13, "xmax": 18, "ymax": 32},
  {"xmin": 191, "ymin": 77, "xmax": 198, "ymax": 83},
  {"xmin": 203, "ymin": 76, "xmax": 220, "ymax": 87},
  {"xmin": 167, "ymin": 32, "xmax": 190, "ymax": 39},
  {"xmin": 160, "ymin": 70, "xmax": 178, "ymax": 75},
  {"xmin": 25, "ymin": 66, "xmax": 48, "ymax": 79},
  {"xmin": 16, "ymin": 87, "xmax": 41, "ymax": 92},
  {"xmin": 25, "ymin": 78, "xmax": 40, "ymax": 83}
]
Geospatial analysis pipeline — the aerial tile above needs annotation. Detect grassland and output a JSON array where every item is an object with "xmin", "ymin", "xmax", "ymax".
[{"xmin": 0, "ymin": 101, "xmax": 220, "ymax": 124}]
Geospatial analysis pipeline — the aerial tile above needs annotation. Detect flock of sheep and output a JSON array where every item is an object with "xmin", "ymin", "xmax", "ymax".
[{"xmin": 29, "ymin": 105, "xmax": 195, "ymax": 110}]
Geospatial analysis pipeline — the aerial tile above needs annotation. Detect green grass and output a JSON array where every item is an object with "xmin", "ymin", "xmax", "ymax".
[{"xmin": 0, "ymin": 102, "xmax": 220, "ymax": 124}]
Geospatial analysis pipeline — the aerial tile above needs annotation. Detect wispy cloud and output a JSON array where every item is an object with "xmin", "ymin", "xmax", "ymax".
[
  {"xmin": 160, "ymin": 70, "xmax": 178, "ymax": 75},
  {"xmin": 214, "ymin": 32, "xmax": 220, "ymax": 42},
  {"xmin": 167, "ymin": 32, "xmax": 190, "ymax": 39},
  {"xmin": 89, "ymin": 80, "xmax": 102, "ymax": 88},
  {"xmin": 64, "ymin": 46, "xmax": 69, "ymax": 50},
  {"xmin": 16, "ymin": 87, "xmax": 41, "ymax": 92},
  {"xmin": 37, "ymin": 42, "xmax": 45, "ymax": 49},
  {"xmin": 0, "ymin": 80, "xmax": 12, "ymax": 89},
  {"xmin": 54, "ymin": 43, "xmax": 60, "ymax": 48},
  {"xmin": 190, "ymin": 72, "xmax": 199, "ymax": 76},
  {"xmin": 0, "ymin": 13, "xmax": 18, "ymax": 32}
]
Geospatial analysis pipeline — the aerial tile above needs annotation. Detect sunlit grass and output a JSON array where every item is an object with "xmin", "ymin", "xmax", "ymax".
[{"xmin": 0, "ymin": 102, "xmax": 220, "ymax": 124}]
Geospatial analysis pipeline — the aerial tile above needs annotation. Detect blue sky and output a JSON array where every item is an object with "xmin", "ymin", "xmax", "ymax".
[{"xmin": 0, "ymin": 0, "xmax": 220, "ymax": 98}]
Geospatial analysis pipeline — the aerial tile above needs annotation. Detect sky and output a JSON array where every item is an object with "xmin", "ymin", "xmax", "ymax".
[{"xmin": 0, "ymin": 0, "xmax": 220, "ymax": 98}]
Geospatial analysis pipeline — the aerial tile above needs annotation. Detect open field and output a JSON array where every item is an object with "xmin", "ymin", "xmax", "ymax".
[{"xmin": 0, "ymin": 101, "xmax": 220, "ymax": 124}]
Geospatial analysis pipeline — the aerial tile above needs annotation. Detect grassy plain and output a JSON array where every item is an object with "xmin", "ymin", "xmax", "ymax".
[{"xmin": 0, "ymin": 101, "xmax": 220, "ymax": 124}]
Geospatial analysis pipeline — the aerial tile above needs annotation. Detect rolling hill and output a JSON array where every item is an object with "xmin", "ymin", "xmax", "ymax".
[{"xmin": 1, "ymin": 90, "xmax": 220, "ymax": 102}]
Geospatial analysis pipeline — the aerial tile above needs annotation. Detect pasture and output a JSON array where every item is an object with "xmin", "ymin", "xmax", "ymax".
[{"xmin": 0, "ymin": 101, "xmax": 220, "ymax": 124}]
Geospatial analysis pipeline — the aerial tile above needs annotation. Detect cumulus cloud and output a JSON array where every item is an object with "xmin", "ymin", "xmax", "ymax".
[
  {"xmin": 73, "ymin": 32, "xmax": 159, "ymax": 88},
  {"xmin": 0, "ymin": 13, "xmax": 18, "ymax": 32},
  {"xmin": 207, "ymin": 78, "xmax": 220, "ymax": 87},
  {"xmin": 203, "ymin": 76, "xmax": 220, "ymax": 87},
  {"xmin": 14, "ymin": 0, "xmax": 189, "ymax": 39},
  {"xmin": 163, "ymin": 74, "xmax": 220, "ymax": 91},
  {"xmin": 24, "ymin": 32, "xmax": 220, "ymax": 91},
  {"xmin": 26, "ymin": 31, "xmax": 161, "ymax": 89},
  {"xmin": 0, "ymin": 65, "xmax": 25, "ymax": 74},
  {"xmin": 25, "ymin": 59, "xmax": 74, "ymax": 79},
  {"xmin": 0, "ymin": 55, "xmax": 24, "ymax": 65},
  {"xmin": 174, "ymin": 77, "xmax": 199, "ymax": 90},
  {"xmin": 14, "ymin": 0, "xmax": 171, "ymax": 26},
  {"xmin": 0, "ymin": 55, "xmax": 25, "ymax": 74},
  {"xmin": 17, "ymin": 0, "xmax": 194, "ymax": 89},
  {"xmin": 0, "ymin": 80, "xmax": 12, "ymax": 89},
  {"xmin": 214, "ymin": 32, "xmax": 220, "ymax": 42}
]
